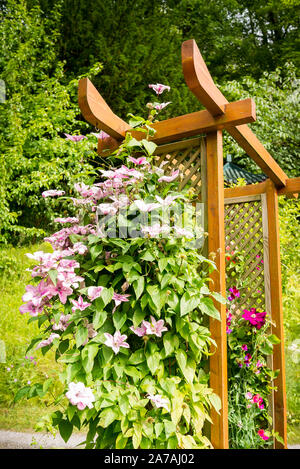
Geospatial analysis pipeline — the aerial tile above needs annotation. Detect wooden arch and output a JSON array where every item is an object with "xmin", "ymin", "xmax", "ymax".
[{"xmin": 78, "ymin": 39, "xmax": 300, "ymax": 449}]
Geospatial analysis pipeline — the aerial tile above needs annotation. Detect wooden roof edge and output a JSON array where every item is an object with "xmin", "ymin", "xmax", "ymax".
[{"xmin": 181, "ymin": 39, "xmax": 288, "ymax": 188}]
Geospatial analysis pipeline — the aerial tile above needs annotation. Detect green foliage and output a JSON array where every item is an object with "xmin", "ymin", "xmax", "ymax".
[
  {"xmin": 221, "ymin": 64, "xmax": 300, "ymax": 176},
  {"xmin": 0, "ymin": 0, "xmax": 101, "ymax": 243}
]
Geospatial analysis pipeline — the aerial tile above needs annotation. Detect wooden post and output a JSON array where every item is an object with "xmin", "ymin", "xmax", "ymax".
[
  {"xmin": 205, "ymin": 131, "xmax": 228, "ymax": 449},
  {"xmin": 265, "ymin": 180, "xmax": 287, "ymax": 448}
]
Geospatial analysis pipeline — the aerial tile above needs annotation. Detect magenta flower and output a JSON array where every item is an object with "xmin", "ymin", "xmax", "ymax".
[
  {"xmin": 241, "ymin": 344, "xmax": 248, "ymax": 351},
  {"xmin": 228, "ymin": 286, "xmax": 240, "ymax": 301},
  {"xmin": 87, "ymin": 286, "xmax": 104, "ymax": 301},
  {"xmin": 157, "ymin": 169, "xmax": 179, "ymax": 183},
  {"xmin": 258, "ymin": 429, "xmax": 269, "ymax": 441},
  {"xmin": 253, "ymin": 394, "xmax": 264, "ymax": 409},
  {"xmin": 42, "ymin": 190, "xmax": 65, "ymax": 198},
  {"xmin": 104, "ymin": 331, "xmax": 130, "ymax": 354},
  {"xmin": 71, "ymin": 296, "xmax": 91, "ymax": 313},
  {"xmin": 242, "ymin": 308, "xmax": 267, "ymax": 330},
  {"xmin": 66, "ymin": 382, "xmax": 95, "ymax": 410},
  {"xmin": 143, "ymin": 316, "xmax": 168, "ymax": 338},
  {"xmin": 147, "ymin": 393, "xmax": 169, "ymax": 411},
  {"xmin": 64, "ymin": 133, "xmax": 87, "ymax": 142},
  {"xmin": 148, "ymin": 83, "xmax": 170, "ymax": 95}
]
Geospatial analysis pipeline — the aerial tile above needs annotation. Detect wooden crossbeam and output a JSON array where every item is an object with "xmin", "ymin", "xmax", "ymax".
[
  {"xmin": 224, "ymin": 178, "xmax": 300, "ymax": 200},
  {"xmin": 182, "ymin": 39, "xmax": 288, "ymax": 188},
  {"xmin": 130, "ymin": 98, "xmax": 256, "ymax": 144}
]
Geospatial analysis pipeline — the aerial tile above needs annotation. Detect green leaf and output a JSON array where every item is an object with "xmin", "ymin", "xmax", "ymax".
[
  {"xmin": 113, "ymin": 309, "xmax": 127, "ymax": 330},
  {"xmin": 180, "ymin": 292, "xmax": 199, "ymax": 316},
  {"xmin": 141, "ymin": 139, "xmax": 157, "ymax": 156},
  {"xmin": 133, "ymin": 423, "xmax": 142, "ymax": 449},
  {"xmin": 163, "ymin": 332, "xmax": 179, "ymax": 357},
  {"xmin": 208, "ymin": 393, "xmax": 222, "ymax": 414},
  {"xmin": 133, "ymin": 307, "xmax": 146, "ymax": 328},
  {"xmin": 14, "ymin": 386, "xmax": 31, "ymax": 403},
  {"xmin": 158, "ymin": 258, "xmax": 169, "ymax": 272},
  {"xmin": 133, "ymin": 276, "xmax": 145, "ymax": 300},
  {"xmin": 99, "ymin": 408, "xmax": 119, "ymax": 428},
  {"xmin": 210, "ymin": 291, "xmax": 226, "ymax": 304},
  {"xmin": 268, "ymin": 334, "xmax": 281, "ymax": 345},
  {"xmin": 198, "ymin": 297, "xmax": 220, "ymax": 320},
  {"xmin": 128, "ymin": 349, "xmax": 145, "ymax": 365},
  {"xmin": 59, "ymin": 419, "xmax": 73, "ymax": 443},
  {"xmin": 93, "ymin": 310, "xmax": 107, "ymax": 330},
  {"xmin": 58, "ymin": 349, "xmax": 81, "ymax": 364},
  {"xmin": 146, "ymin": 352, "xmax": 161, "ymax": 375},
  {"xmin": 81, "ymin": 344, "xmax": 99, "ymax": 373},
  {"xmin": 48, "ymin": 269, "xmax": 58, "ymax": 286},
  {"xmin": 75, "ymin": 326, "xmax": 88, "ymax": 348}
]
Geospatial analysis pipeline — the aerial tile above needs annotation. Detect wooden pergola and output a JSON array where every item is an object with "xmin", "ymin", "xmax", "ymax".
[{"xmin": 78, "ymin": 39, "xmax": 300, "ymax": 449}]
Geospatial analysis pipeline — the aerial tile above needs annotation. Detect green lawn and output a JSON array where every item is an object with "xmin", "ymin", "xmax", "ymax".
[{"xmin": 0, "ymin": 240, "xmax": 299, "ymax": 444}]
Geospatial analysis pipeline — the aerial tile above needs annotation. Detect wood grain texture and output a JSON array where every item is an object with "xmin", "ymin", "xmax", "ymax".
[
  {"xmin": 130, "ymin": 98, "xmax": 256, "ymax": 145},
  {"xmin": 206, "ymin": 131, "xmax": 229, "ymax": 449},
  {"xmin": 181, "ymin": 39, "xmax": 288, "ymax": 188},
  {"xmin": 265, "ymin": 180, "xmax": 287, "ymax": 448},
  {"xmin": 78, "ymin": 77, "xmax": 130, "ymax": 140}
]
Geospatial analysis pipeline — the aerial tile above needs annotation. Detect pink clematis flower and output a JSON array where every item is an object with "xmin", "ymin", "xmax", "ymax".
[
  {"xmin": 242, "ymin": 308, "xmax": 267, "ymax": 330},
  {"xmin": 130, "ymin": 323, "xmax": 147, "ymax": 337},
  {"xmin": 87, "ymin": 286, "xmax": 104, "ymax": 301},
  {"xmin": 257, "ymin": 429, "xmax": 269, "ymax": 441},
  {"xmin": 97, "ymin": 203, "xmax": 118, "ymax": 216},
  {"xmin": 64, "ymin": 134, "xmax": 87, "ymax": 142},
  {"xmin": 153, "ymin": 102, "xmax": 171, "ymax": 111},
  {"xmin": 104, "ymin": 331, "xmax": 130, "ymax": 354},
  {"xmin": 42, "ymin": 190, "xmax": 65, "ymax": 198},
  {"xmin": 157, "ymin": 169, "xmax": 179, "ymax": 183},
  {"xmin": 36, "ymin": 333, "xmax": 60, "ymax": 350},
  {"xmin": 19, "ymin": 301, "xmax": 44, "ymax": 317},
  {"xmin": 52, "ymin": 314, "xmax": 72, "ymax": 332},
  {"xmin": 66, "ymin": 382, "xmax": 95, "ymax": 410},
  {"xmin": 143, "ymin": 316, "xmax": 168, "ymax": 338},
  {"xmin": 54, "ymin": 217, "xmax": 79, "ymax": 224},
  {"xmin": 155, "ymin": 194, "xmax": 181, "ymax": 207},
  {"xmin": 173, "ymin": 226, "xmax": 194, "ymax": 238},
  {"xmin": 112, "ymin": 292, "xmax": 131, "ymax": 313},
  {"xmin": 141, "ymin": 223, "xmax": 170, "ymax": 238},
  {"xmin": 22, "ymin": 280, "xmax": 52, "ymax": 307},
  {"xmin": 70, "ymin": 296, "xmax": 91, "ymax": 313},
  {"xmin": 91, "ymin": 130, "xmax": 110, "ymax": 140},
  {"xmin": 47, "ymin": 281, "xmax": 73, "ymax": 304},
  {"xmin": 148, "ymin": 83, "xmax": 170, "ymax": 95},
  {"xmin": 134, "ymin": 199, "xmax": 161, "ymax": 212},
  {"xmin": 128, "ymin": 156, "xmax": 148, "ymax": 165},
  {"xmin": 147, "ymin": 393, "xmax": 169, "ymax": 411}
]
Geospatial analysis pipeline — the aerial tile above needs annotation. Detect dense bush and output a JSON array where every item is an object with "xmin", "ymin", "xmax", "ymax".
[{"xmin": 0, "ymin": 0, "xmax": 101, "ymax": 243}]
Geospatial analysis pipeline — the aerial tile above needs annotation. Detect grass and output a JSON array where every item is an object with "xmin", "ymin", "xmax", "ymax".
[{"xmin": 0, "ymin": 243, "xmax": 62, "ymax": 431}]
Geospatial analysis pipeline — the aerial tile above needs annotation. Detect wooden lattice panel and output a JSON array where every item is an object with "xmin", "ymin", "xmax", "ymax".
[
  {"xmin": 154, "ymin": 137, "xmax": 204, "ymax": 194},
  {"xmin": 225, "ymin": 196, "xmax": 266, "ymax": 314}
]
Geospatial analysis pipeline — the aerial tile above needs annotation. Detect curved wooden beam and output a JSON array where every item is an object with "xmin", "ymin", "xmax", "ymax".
[
  {"xmin": 181, "ymin": 39, "xmax": 288, "ymax": 188},
  {"xmin": 78, "ymin": 77, "xmax": 130, "ymax": 140}
]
